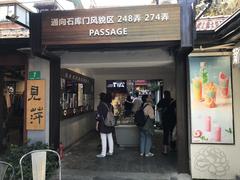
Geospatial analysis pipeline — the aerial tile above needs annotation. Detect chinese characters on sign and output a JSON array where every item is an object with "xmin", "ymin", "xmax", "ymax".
[
  {"xmin": 26, "ymin": 80, "xmax": 45, "ymax": 130},
  {"xmin": 42, "ymin": 5, "xmax": 180, "ymax": 45},
  {"xmin": 50, "ymin": 13, "xmax": 169, "ymax": 25},
  {"xmin": 50, "ymin": 13, "xmax": 169, "ymax": 37}
]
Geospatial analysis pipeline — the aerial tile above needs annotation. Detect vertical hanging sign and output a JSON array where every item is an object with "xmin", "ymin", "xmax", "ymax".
[{"xmin": 26, "ymin": 80, "xmax": 46, "ymax": 130}]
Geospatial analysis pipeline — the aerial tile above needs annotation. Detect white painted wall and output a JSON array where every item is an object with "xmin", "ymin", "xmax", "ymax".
[
  {"xmin": 61, "ymin": 48, "xmax": 174, "ymax": 69},
  {"xmin": 190, "ymin": 52, "xmax": 240, "ymax": 179},
  {"xmin": 28, "ymin": 57, "xmax": 50, "ymax": 144},
  {"xmin": 60, "ymin": 113, "xmax": 96, "ymax": 148},
  {"xmin": 59, "ymin": 67, "xmax": 95, "ymax": 148}
]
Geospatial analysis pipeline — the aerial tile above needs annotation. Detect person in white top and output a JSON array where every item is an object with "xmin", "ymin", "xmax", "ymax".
[{"xmin": 131, "ymin": 91, "xmax": 142, "ymax": 113}]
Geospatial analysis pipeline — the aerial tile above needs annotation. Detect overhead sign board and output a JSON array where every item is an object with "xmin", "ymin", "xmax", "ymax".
[
  {"xmin": 42, "ymin": 5, "xmax": 180, "ymax": 45},
  {"xmin": 106, "ymin": 80, "xmax": 127, "ymax": 93}
]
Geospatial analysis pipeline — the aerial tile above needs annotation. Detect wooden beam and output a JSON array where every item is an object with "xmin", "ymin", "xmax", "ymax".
[
  {"xmin": 49, "ymin": 55, "xmax": 61, "ymax": 150},
  {"xmin": 179, "ymin": 0, "xmax": 195, "ymax": 48},
  {"xmin": 30, "ymin": 13, "xmax": 42, "ymax": 55}
]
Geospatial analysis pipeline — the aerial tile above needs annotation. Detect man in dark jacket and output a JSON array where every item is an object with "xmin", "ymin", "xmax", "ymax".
[{"xmin": 157, "ymin": 90, "xmax": 176, "ymax": 155}]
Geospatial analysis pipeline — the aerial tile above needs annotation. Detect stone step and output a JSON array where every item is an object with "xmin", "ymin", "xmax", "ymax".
[{"xmin": 51, "ymin": 169, "xmax": 187, "ymax": 180}]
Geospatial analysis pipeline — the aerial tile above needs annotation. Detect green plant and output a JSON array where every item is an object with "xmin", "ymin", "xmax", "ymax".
[
  {"xmin": 149, "ymin": 84, "xmax": 160, "ymax": 92},
  {"xmin": 3, "ymin": 142, "xmax": 59, "ymax": 180},
  {"xmin": 196, "ymin": 0, "xmax": 240, "ymax": 16}
]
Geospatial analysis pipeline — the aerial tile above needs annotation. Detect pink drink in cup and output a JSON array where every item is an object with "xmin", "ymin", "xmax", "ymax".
[
  {"xmin": 219, "ymin": 72, "xmax": 229, "ymax": 98},
  {"xmin": 205, "ymin": 116, "xmax": 211, "ymax": 132},
  {"xmin": 215, "ymin": 126, "xmax": 221, "ymax": 142}
]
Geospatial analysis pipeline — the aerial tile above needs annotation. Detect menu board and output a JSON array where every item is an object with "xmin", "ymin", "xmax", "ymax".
[
  {"xmin": 78, "ymin": 83, "xmax": 83, "ymax": 106},
  {"xmin": 60, "ymin": 69, "xmax": 94, "ymax": 119},
  {"xmin": 189, "ymin": 56, "xmax": 234, "ymax": 144}
]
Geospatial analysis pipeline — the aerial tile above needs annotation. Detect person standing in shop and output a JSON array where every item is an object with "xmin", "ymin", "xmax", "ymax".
[
  {"xmin": 96, "ymin": 92, "xmax": 114, "ymax": 158},
  {"xmin": 132, "ymin": 91, "xmax": 142, "ymax": 114},
  {"xmin": 157, "ymin": 90, "xmax": 176, "ymax": 155},
  {"xmin": 124, "ymin": 95, "xmax": 133, "ymax": 117},
  {"xmin": 96, "ymin": 92, "xmax": 105, "ymax": 150},
  {"xmin": 139, "ymin": 94, "xmax": 155, "ymax": 157}
]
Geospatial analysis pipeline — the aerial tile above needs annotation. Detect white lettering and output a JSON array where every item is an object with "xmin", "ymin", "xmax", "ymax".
[
  {"xmin": 106, "ymin": 16, "xmax": 114, "ymax": 24},
  {"xmin": 67, "ymin": 18, "xmax": 74, "ymax": 25},
  {"xmin": 89, "ymin": 29, "xmax": 94, "ymax": 36},
  {"xmin": 59, "ymin": 18, "xmax": 66, "ymax": 26},
  {"xmin": 100, "ymin": 29, "xmax": 105, "ymax": 35},
  {"xmin": 75, "ymin": 17, "xmax": 82, "ymax": 25},
  {"xmin": 90, "ymin": 16, "xmax": 98, "ymax": 24},
  {"xmin": 123, "ymin": 28, "xmax": 127, "ymax": 35},
  {"xmin": 110, "ymin": 28, "xmax": 116, "ymax": 36},
  {"xmin": 82, "ymin": 17, "xmax": 90, "ymax": 24},
  {"xmin": 133, "ymin": 14, "xmax": 141, "ymax": 22},
  {"xmin": 94, "ymin": 29, "xmax": 100, "ymax": 36},
  {"xmin": 112, "ymin": 82, "xmax": 125, "ymax": 88},
  {"xmin": 50, "ymin": 13, "xmax": 170, "ymax": 26},
  {"xmin": 89, "ymin": 28, "xmax": 128, "ymax": 37},
  {"xmin": 51, "ymin": 18, "xmax": 58, "ymax": 26},
  {"xmin": 161, "ymin": 13, "xmax": 169, "ymax": 21},
  {"xmin": 98, "ymin": 16, "xmax": 106, "ymax": 24},
  {"xmin": 105, "ymin": 29, "xmax": 110, "ymax": 35}
]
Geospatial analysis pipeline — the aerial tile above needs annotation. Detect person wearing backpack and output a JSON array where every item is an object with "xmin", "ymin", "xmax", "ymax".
[
  {"xmin": 139, "ymin": 94, "xmax": 155, "ymax": 157},
  {"xmin": 96, "ymin": 92, "xmax": 114, "ymax": 158}
]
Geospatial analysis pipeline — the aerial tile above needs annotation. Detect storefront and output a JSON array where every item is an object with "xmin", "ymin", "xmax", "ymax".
[
  {"xmin": 105, "ymin": 79, "xmax": 163, "ymax": 147},
  {"xmin": 2, "ymin": 1, "xmax": 240, "ymax": 178},
  {"xmin": 5, "ymin": 0, "xmax": 196, "ymax": 173},
  {"xmin": 0, "ymin": 50, "xmax": 28, "ymax": 150},
  {"xmin": 189, "ymin": 10, "xmax": 240, "ymax": 179}
]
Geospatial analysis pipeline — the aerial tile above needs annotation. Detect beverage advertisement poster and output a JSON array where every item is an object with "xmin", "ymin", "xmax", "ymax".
[{"xmin": 189, "ymin": 56, "xmax": 234, "ymax": 144}]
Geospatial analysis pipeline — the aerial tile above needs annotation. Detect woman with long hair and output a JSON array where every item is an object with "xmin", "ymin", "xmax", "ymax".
[
  {"xmin": 96, "ymin": 92, "xmax": 114, "ymax": 158},
  {"xmin": 139, "ymin": 94, "xmax": 155, "ymax": 157}
]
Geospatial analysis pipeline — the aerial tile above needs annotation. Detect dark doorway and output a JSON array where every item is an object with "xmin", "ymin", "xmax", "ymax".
[{"xmin": 0, "ymin": 65, "xmax": 26, "ymax": 150}]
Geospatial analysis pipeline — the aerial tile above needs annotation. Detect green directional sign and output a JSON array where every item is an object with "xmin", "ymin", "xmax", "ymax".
[{"xmin": 29, "ymin": 71, "xmax": 41, "ymax": 80}]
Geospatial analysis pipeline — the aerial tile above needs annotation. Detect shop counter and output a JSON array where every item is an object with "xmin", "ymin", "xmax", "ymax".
[{"xmin": 115, "ymin": 124, "xmax": 139, "ymax": 147}]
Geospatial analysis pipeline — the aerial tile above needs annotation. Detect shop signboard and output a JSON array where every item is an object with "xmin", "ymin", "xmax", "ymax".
[
  {"xmin": 26, "ymin": 80, "xmax": 46, "ymax": 130},
  {"xmin": 232, "ymin": 47, "xmax": 240, "ymax": 65},
  {"xmin": 29, "ymin": 71, "xmax": 41, "ymax": 80},
  {"xmin": 41, "ymin": 4, "xmax": 180, "ymax": 45},
  {"xmin": 107, "ymin": 80, "xmax": 127, "ymax": 93},
  {"xmin": 189, "ymin": 56, "xmax": 234, "ymax": 144}
]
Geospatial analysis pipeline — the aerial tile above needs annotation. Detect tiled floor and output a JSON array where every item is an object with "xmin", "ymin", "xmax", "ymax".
[{"xmin": 56, "ymin": 130, "xmax": 178, "ymax": 180}]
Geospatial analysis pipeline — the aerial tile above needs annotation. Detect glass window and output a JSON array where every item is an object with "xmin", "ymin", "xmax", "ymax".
[
  {"xmin": 8, "ymin": 5, "xmax": 15, "ymax": 16},
  {"xmin": 16, "ymin": 5, "xmax": 26, "ymax": 25},
  {"xmin": 0, "ymin": 6, "xmax": 8, "ymax": 22},
  {"xmin": 26, "ymin": 11, "xmax": 29, "ymax": 26},
  {"xmin": 0, "ymin": 5, "xmax": 16, "ymax": 22}
]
